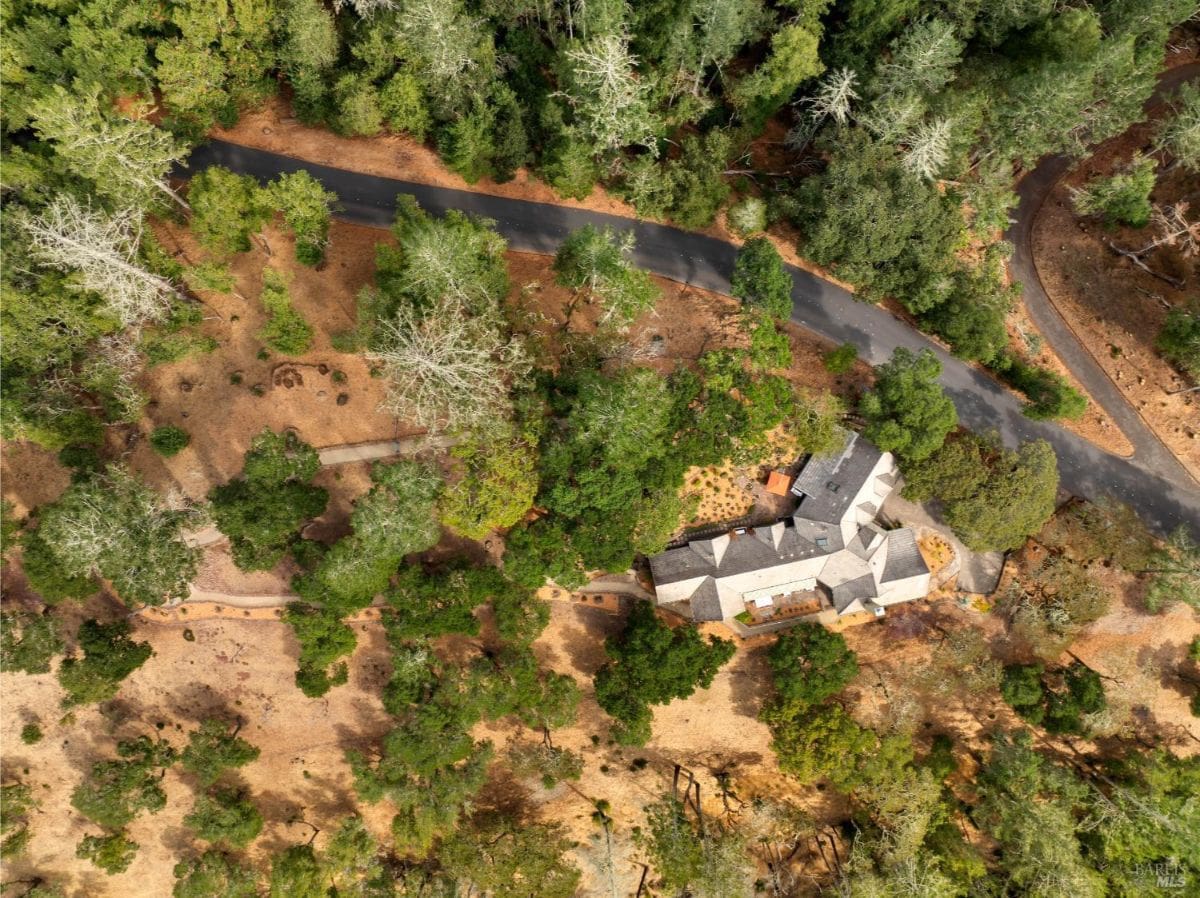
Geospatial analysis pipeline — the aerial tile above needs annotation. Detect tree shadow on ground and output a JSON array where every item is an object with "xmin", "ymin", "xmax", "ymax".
[
  {"xmin": 558, "ymin": 605, "xmax": 624, "ymax": 677},
  {"xmin": 726, "ymin": 640, "xmax": 772, "ymax": 721}
]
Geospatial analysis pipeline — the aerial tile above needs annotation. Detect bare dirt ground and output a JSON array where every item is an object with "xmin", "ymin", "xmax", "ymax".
[
  {"xmin": 4, "ymin": 539, "xmax": 1196, "ymax": 896},
  {"xmin": 1032, "ymin": 112, "xmax": 1200, "ymax": 479},
  {"xmin": 214, "ymin": 97, "xmax": 1143, "ymax": 464},
  {"xmin": 0, "ymin": 610, "xmax": 397, "ymax": 898},
  {"xmin": 0, "ymin": 441, "xmax": 70, "ymax": 520},
  {"xmin": 133, "ymin": 219, "xmax": 409, "ymax": 502}
]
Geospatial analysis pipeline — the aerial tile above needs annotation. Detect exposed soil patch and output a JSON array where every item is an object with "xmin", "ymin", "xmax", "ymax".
[
  {"xmin": 0, "ymin": 440, "xmax": 71, "ymax": 519},
  {"xmin": 1032, "ymin": 106, "xmax": 1200, "ymax": 479},
  {"xmin": 138, "ymin": 218, "xmax": 409, "ymax": 501},
  {"xmin": 212, "ymin": 100, "xmax": 1148, "ymax": 464}
]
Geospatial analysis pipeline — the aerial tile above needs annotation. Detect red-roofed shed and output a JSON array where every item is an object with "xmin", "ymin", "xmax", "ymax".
[{"xmin": 765, "ymin": 471, "xmax": 793, "ymax": 496}]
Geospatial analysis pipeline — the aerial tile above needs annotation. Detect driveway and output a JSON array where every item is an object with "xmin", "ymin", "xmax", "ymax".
[
  {"xmin": 182, "ymin": 138, "xmax": 1200, "ymax": 537},
  {"xmin": 1006, "ymin": 62, "xmax": 1200, "ymax": 489}
]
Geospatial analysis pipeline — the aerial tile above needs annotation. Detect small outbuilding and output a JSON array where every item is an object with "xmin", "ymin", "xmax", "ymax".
[{"xmin": 765, "ymin": 470, "xmax": 794, "ymax": 497}]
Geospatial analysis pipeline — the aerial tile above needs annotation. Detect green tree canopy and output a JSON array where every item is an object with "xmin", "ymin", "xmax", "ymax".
[
  {"xmin": 184, "ymin": 788, "xmax": 263, "ymax": 848},
  {"xmin": 904, "ymin": 431, "xmax": 1059, "ymax": 551},
  {"xmin": 76, "ymin": 830, "xmax": 138, "ymax": 875},
  {"xmin": 641, "ymin": 797, "xmax": 756, "ymax": 898},
  {"xmin": 439, "ymin": 424, "xmax": 539, "ymax": 540},
  {"xmin": 269, "ymin": 844, "xmax": 326, "ymax": 898},
  {"xmin": 57, "ymin": 619, "xmax": 153, "ymax": 707},
  {"xmin": 790, "ymin": 131, "xmax": 963, "ymax": 313},
  {"xmin": 179, "ymin": 720, "xmax": 261, "ymax": 787},
  {"xmin": 209, "ymin": 429, "xmax": 328, "ymax": 571},
  {"xmin": 1145, "ymin": 526, "xmax": 1200, "ymax": 613},
  {"xmin": 766, "ymin": 624, "xmax": 859, "ymax": 711},
  {"xmin": 187, "ymin": 167, "xmax": 273, "ymax": 254},
  {"xmin": 440, "ymin": 817, "xmax": 581, "ymax": 898},
  {"xmin": 268, "ymin": 170, "xmax": 337, "ymax": 265},
  {"xmin": 553, "ymin": 225, "xmax": 659, "ymax": 328},
  {"xmin": 35, "ymin": 467, "xmax": 200, "ymax": 607},
  {"xmin": 71, "ymin": 736, "xmax": 177, "ymax": 830},
  {"xmin": 594, "ymin": 602, "xmax": 735, "ymax": 745},
  {"xmin": 730, "ymin": 237, "xmax": 793, "ymax": 321},
  {"xmin": 1, "ymin": 610, "xmax": 63, "ymax": 674},
  {"xmin": 860, "ymin": 348, "xmax": 957, "ymax": 463},
  {"xmin": 173, "ymin": 850, "xmax": 261, "ymax": 898},
  {"xmin": 1071, "ymin": 154, "xmax": 1156, "ymax": 228}
]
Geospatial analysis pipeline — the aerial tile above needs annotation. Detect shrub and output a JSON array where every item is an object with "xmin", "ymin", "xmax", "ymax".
[
  {"xmin": 997, "ymin": 354, "xmax": 1088, "ymax": 420},
  {"xmin": 58, "ymin": 444, "xmax": 103, "ymax": 478},
  {"xmin": 257, "ymin": 270, "xmax": 312, "ymax": 355},
  {"xmin": 728, "ymin": 196, "xmax": 768, "ymax": 236},
  {"xmin": 1071, "ymin": 155, "xmax": 1156, "ymax": 228},
  {"xmin": 20, "ymin": 723, "xmax": 42, "ymax": 744},
  {"xmin": 149, "ymin": 425, "xmax": 190, "ymax": 457},
  {"xmin": 823, "ymin": 342, "xmax": 858, "ymax": 373},
  {"xmin": 1157, "ymin": 302, "xmax": 1200, "ymax": 380},
  {"xmin": 731, "ymin": 237, "xmax": 793, "ymax": 320}
]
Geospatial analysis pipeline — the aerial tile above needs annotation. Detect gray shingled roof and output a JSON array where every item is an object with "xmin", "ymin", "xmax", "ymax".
[
  {"xmin": 881, "ymin": 529, "xmax": 929, "ymax": 582},
  {"xmin": 830, "ymin": 573, "xmax": 878, "ymax": 612},
  {"xmin": 649, "ymin": 546, "xmax": 710, "ymax": 586},
  {"xmin": 791, "ymin": 431, "xmax": 883, "ymax": 524},
  {"xmin": 689, "ymin": 578, "xmax": 724, "ymax": 621},
  {"xmin": 650, "ymin": 524, "xmax": 830, "ymax": 587}
]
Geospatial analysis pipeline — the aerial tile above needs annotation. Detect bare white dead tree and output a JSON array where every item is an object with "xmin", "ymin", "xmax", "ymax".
[
  {"xmin": 393, "ymin": 0, "xmax": 483, "ymax": 109},
  {"xmin": 811, "ymin": 68, "xmax": 860, "ymax": 126},
  {"xmin": 31, "ymin": 85, "xmax": 190, "ymax": 212},
  {"xmin": 786, "ymin": 68, "xmax": 859, "ymax": 152},
  {"xmin": 366, "ymin": 298, "xmax": 529, "ymax": 433},
  {"xmin": 21, "ymin": 196, "xmax": 178, "ymax": 327},
  {"xmin": 902, "ymin": 117, "xmax": 952, "ymax": 180},
  {"xmin": 1105, "ymin": 201, "xmax": 1198, "ymax": 288},
  {"xmin": 332, "ymin": 0, "xmax": 396, "ymax": 14},
  {"xmin": 563, "ymin": 33, "xmax": 660, "ymax": 155}
]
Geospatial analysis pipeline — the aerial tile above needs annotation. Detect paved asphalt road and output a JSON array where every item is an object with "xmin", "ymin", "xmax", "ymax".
[
  {"xmin": 183, "ymin": 138, "xmax": 1200, "ymax": 537},
  {"xmin": 1007, "ymin": 63, "xmax": 1200, "ymax": 490}
]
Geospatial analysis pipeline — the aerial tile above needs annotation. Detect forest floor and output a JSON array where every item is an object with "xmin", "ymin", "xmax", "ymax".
[
  {"xmin": 5, "ymin": 168, "xmax": 1197, "ymax": 895},
  {"xmin": 212, "ymin": 103, "xmax": 1129, "ymax": 459},
  {"xmin": 4, "ymin": 542, "xmax": 1195, "ymax": 897},
  {"xmin": 1031, "ymin": 112, "xmax": 1200, "ymax": 481},
  {"xmin": 0, "ymin": 221, "xmax": 868, "ymax": 604}
]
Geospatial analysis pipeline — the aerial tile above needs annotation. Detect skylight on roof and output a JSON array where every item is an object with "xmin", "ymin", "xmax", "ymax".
[
  {"xmin": 826, "ymin": 481, "xmax": 840, "ymax": 492},
  {"xmin": 815, "ymin": 537, "xmax": 829, "ymax": 547}
]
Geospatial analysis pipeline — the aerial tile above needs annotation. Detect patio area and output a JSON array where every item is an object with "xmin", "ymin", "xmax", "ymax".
[{"xmin": 737, "ymin": 588, "xmax": 827, "ymax": 625}]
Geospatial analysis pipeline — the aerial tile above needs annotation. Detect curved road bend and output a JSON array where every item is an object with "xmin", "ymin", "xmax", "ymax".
[
  {"xmin": 183, "ymin": 142, "xmax": 1200, "ymax": 536},
  {"xmin": 1007, "ymin": 62, "xmax": 1200, "ymax": 488}
]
